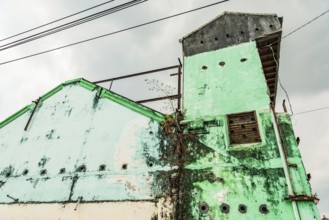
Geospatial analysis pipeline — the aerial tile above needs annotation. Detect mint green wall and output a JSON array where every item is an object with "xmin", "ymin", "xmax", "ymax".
[
  {"xmin": 183, "ymin": 42, "xmax": 270, "ymax": 119},
  {"xmin": 182, "ymin": 41, "xmax": 319, "ymax": 219},
  {"xmin": 180, "ymin": 112, "xmax": 320, "ymax": 219},
  {"xmin": 0, "ymin": 81, "xmax": 170, "ymax": 204}
]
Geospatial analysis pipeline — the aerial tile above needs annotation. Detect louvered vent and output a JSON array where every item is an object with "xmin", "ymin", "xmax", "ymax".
[{"xmin": 227, "ymin": 111, "xmax": 261, "ymax": 145}]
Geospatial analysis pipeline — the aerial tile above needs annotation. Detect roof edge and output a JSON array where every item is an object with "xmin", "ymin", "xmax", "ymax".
[
  {"xmin": 0, "ymin": 78, "xmax": 165, "ymax": 129},
  {"xmin": 179, "ymin": 11, "xmax": 279, "ymax": 42}
]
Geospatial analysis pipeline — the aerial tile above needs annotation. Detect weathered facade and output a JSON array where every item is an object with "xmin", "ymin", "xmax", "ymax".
[{"xmin": 0, "ymin": 12, "xmax": 321, "ymax": 219}]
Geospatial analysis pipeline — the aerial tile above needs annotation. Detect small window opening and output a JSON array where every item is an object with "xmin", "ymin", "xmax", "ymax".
[
  {"xmin": 22, "ymin": 169, "xmax": 29, "ymax": 176},
  {"xmin": 5, "ymin": 172, "xmax": 11, "ymax": 178},
  {"xmin": 122, "ymin": 164, "xmax": 128, "ymax": 170},
  {"xmin": 259, "ymin": 204, "xmax": 269, "ymax": 214},
  {"xmin": 239, "ymin": 204, "xmax": 247, "ymax": 213},
  {"xmin": 199, "ymin": 202, "xmax": 209, "ymax": 214},
  {"xmin": 77, "ymin": 165, "xmax": 86, "ymax": 172},
  {"xmin": 99, "ymin": 164, "xmax": 106, "ymax": 171},
  {"xmin": 227, "ymin": 111, "xmax": 261, "ymax": 145},
  {"xmin": 40, "ymin": 169, "xmax": 47, "ymax": 176},
  {"xmin": 220, "ymin": 203, "xmax": 230, "ymax": 213},
  {"xmin": 59, "ymin": 168, "xmax": 66, "ymax": 174}
]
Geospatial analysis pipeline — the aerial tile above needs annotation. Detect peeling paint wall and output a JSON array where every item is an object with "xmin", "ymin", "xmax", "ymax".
[
  {"xmin": 183, "ymin": 42, "xmax": 270, "ymax": 119},
  {"xmin": 180, "ymin": 13, "xmax": 320, "ymax": 219},
  {"xmin": 0, "ymin": 82, "xmax": 175, "ymax": 219}
]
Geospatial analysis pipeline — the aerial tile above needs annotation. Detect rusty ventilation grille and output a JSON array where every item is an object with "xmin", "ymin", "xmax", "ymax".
[{"xmin": 228, "ymin": 111, "xmax": 261, "ymax": 145}]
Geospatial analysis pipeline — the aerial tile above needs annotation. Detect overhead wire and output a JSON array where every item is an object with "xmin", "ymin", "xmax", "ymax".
[
  {"xmin": 269, "ymin": 45, "xmax": 294, "ymax": 116},
  {"xmin": 266, "ymin": 8, "xmax": 329, "ymax": 116},
  {"xmin": 294, "ymin": 106, "xmax": 329, "ymax": 116},
  {"xmin": 0, "ymin": 0, "xmax": 229, "ymax": 66},
  {"xmin": 0, "ymin": 0, "xmax": 146, "ymax": 51},
  {"xmin": 0, "ymin": 0, "xmax": 116, "ymax": 43}
]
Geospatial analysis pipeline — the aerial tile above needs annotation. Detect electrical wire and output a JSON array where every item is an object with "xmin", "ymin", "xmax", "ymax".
[
  {"xmin": 295, "ymin": 106, "xmax": 329, "ymax": 116},
  {"xmin": 0, "ymin": 0, "xmax": 229, "ymax": 66},
  {"xmin": 0, "ymin": 0, "xmax": 146, "ymax": 51},
  {"xmin": 0, "ymin": 0, "xmax": 116, "ymax": 43},
  {"xmin": 265, "ymin": 8, "xmax": 329, "ymax": 48},
  {"xmin": 269, "ymin": 45, "xmax": 294, "ymax": 116},
  {"xmin": 265, "ymin": 8, "xmax": 329, "ymax": 116}
]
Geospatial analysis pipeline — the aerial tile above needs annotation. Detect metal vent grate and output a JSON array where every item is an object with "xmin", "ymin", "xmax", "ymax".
[{"xmin": 227, "ymin": 111, "xmax": 261, "ymax": 145}]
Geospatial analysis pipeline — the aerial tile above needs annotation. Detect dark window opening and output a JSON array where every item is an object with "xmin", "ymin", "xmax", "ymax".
[{"xmin": 227, "ymin": 111, "xmax": 261, "ymax": 145}]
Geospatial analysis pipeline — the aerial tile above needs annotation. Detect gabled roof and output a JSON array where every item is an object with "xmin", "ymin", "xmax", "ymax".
[
  {"xmin": 0, "ymin": 78, "xmax": 164, "ymax": 129},
  {"xmin": 180, "ymin": 11, "xmax": 278, "ymax": 41}
]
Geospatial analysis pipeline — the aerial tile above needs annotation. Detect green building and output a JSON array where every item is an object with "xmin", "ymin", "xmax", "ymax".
[{"xmin": 0, "ymin": 12, "xmax": 320, "ymax": 219}]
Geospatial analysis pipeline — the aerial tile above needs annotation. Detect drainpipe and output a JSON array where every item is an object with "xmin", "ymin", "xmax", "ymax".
[{"xmin": 270, "ymin": 105, "xmax": 301, "ymax": 220}]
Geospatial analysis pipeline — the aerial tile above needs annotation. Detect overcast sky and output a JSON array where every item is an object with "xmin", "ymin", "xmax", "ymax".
[{"xmin": 0, "ymin": 0, "xmax": 328, "ymax": 216}]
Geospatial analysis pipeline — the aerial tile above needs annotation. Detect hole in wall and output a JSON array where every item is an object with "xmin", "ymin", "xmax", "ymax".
[
  {"xmin": 255, "ymin": 27, "xmax": 259, "ymax": 31},
  {"xmin": 148, "ymin": 162, "xmax": 153, "ymax": 167},
  {"xmin": 241, "ymin": 124, "xmax": 246, "ymax": 129},
  {"xmin": 239, "ymin": 204, "xmax": 247, "ymax": 213},
  {"xmin": 220, "ymin": 203, "xmax": 230, "ymax": 213},
  {"xmin": 259, "ymin": 204, "xmax": 269, "ymax": 214},
  {"xmin": 40, "ymin": 169, "xmax": 47, "ymax": 176},
  {"xmin": 269, "ymin": 24, "xmax": 273, "ymax": 28},
  {"xmin": 240, "ymin": 31, "xmax": 244, "ymax": 34},
  {"xmin": 77, "ymin": 165, "xmax": 86, "ymax": 172},
  {"xmin": 122, "ymin": 164, "xmax": 128, "ymax": 170},
  {"xmin": 149, "ymin": 131, "xmax": 153, "ymax": 135},
  {"xmin": 219, "ymin": 61, "xmax": 225, "ymax": 67},
  {"xmin": 22, "ymin": 169, "xmax": 29, "ymax": 176},
  {"xmin": 200, "ymin": 40, "xmax": 204, "ymax": 44},
  {"xmin": 202, "ymin": 66, "xmax": 208, "ymax": 70},
  {"xmin": 199, "ymin": 202, "xmax": 209, "ymax": 214},
  {"xmin": 214, "ymin": 37, "xmax": 218, "ymax": 41},
  {"xmin": 226, "ymin": 34, "xmax": 230, "ymax": 38},
  {"xmin": 99, "ymin": 164, "xmax": 106, "ymax": 171},
  {"xmin": 240, "ymin": 58, "xmax": 247, "ymax": 62},
  {"xmin": 59, "ymin": 168, "xmax": 66, "ymax": 174},
  {"xmin": 5, "ymin": 172, "xmax": 11, "ymax": 178}
]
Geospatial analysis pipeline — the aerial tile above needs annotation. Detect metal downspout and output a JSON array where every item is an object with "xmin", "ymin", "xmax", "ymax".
[{"xmin": 270, "ymin": 106, "xmax": 301, "ymax": 220}]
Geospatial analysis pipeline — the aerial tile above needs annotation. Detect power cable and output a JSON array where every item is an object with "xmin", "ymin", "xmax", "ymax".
[
  {"xmin": 266, "ymin": 8, "xmax": 329, "ymax": 116},
  {"xmin": 0, "ymin": 0, "xmax": 116, "ymax": 43},
  {"xmin": 295, "ymin": 106, "xmax": 329, "ymax": 116},
  {"xmin": 269, "ymin": 46, "xmax": 294, "ymax": 116},
  {"xmin": 282, "ymin": 8, "xmax": 329, "ymax": 40},
  {"xmin": 0, "ymin": 0, "xmax": 146, "ymax": 51},
  {"xmin": 0, "ymin": 0, "xmax": 229, "ymax": 66},
  {"xmin": 264, "ymin": 8, "xmax": 329, "ymax": 48}
]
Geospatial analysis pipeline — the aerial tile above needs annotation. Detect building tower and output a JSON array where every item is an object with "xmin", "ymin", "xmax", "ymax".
[{"xmin": 179, "ymin": 12, "xmax": 320, "ymax": 219}]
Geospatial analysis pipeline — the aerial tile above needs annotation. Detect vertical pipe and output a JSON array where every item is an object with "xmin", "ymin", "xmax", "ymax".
[
  {"xmin": 283, "ymin": 99, "xmax": 287, "ymax": 113},
  {"xmin": 177, "ymin": 66, "xmax": 182, "ymax": 111},
  {"xmin": 24, "ymin": 98, "xmax": 40, "ymax": 131},
  {"xmin": 270, "ymin": 106, "xmax": 301, "ymax": 220}
]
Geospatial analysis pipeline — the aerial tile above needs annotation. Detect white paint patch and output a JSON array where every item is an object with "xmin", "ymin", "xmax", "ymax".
[
  {"xmin": 216, "ymin": 189, "xmax": 228, "ymax": 203},
  {"xmin": 114, "ymin": 118, "xmax": 149, "ymax": 170},
  {"xmin": 0, "ymin": 202, "xmax": 157, "ymax": 220}
]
